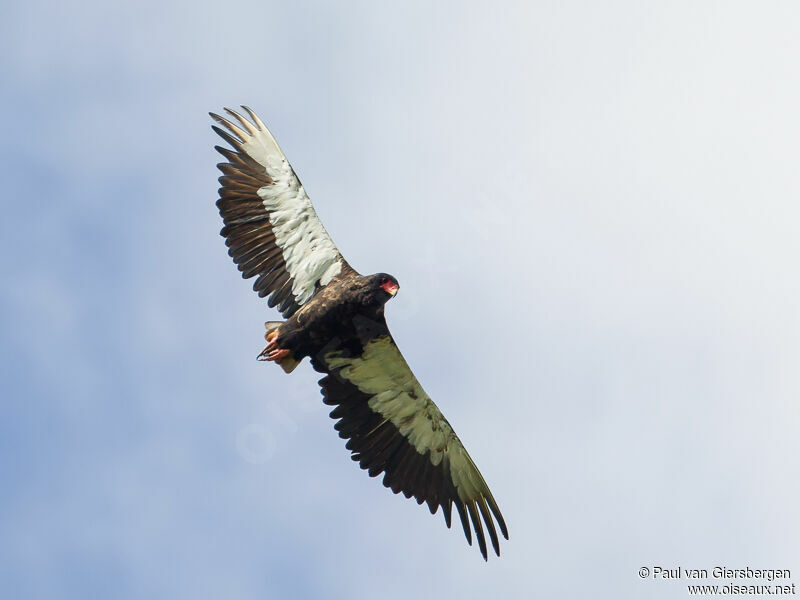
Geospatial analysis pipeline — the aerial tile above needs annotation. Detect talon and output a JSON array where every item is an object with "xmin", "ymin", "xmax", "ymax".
[
  {"xmin": 267, "ymin": 348, "xmax": 290, "ymax": 361},
  {"xmin": 265, "ymin": 329, "xmax": 278, "ymax": 343},
  {"xmin": 257, "ymin": 345, "xmax": 290, "ymax": 362}
]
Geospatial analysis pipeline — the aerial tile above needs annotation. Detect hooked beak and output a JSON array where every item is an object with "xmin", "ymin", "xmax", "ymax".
[{"xmin": 381, "ymin": 281, "xmax": 399, "ymax": 296}]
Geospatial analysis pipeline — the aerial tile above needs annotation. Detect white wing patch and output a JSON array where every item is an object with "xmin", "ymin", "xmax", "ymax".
[
  {"xmin": 236, "ymin": 113, "xmax": 343, "ymax": 305},
  {"xmin": 325, "ymin": 336, "xmax": 454, "ymax": 467},
  {"xmin": 258, "ymin": 175, "xmax": 342, "ymax": 304}
]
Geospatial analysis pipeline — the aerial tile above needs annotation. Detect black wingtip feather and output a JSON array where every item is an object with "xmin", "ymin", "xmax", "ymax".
[
  {"xmin": 442, "ymin": 500, "xmax": 453, "ymax": 529},
  {"xmin": 241, "ymin": 105, "xmax": 264, "ymax": 130},
  {"xmin": 210, "ymin": 112, "xmax": 248, "ymax": 142},
  {"xmin": 224, "ymin": 107, "xmax": 257, "ymax": 136},
  {"xmin": 485, "ymin": 495, "xmax": 509, "ymax": 540},
  {"xmin": 455, "ymin": 502, "xmax": 472, "ymax": 546},
  {"xmin": 466, "ymin": 502, "xmax": 488, "ymax": 561},
  {"xmin": 211, "ymin": 125, "xmax": 245, "ymax": 152},
  {"xmin": 477, "ymin": 495, "xmax": 500, "ymax": 557},
  {"xmin": 214, "ymin": 144, "xmax": 233, "ymax": 158}
]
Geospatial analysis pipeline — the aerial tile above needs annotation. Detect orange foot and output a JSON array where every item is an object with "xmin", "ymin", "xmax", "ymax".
[
  {"xmin": 264, "ymin": 348, "xmax": 290, "ymax": 362},
  {"xmin": 257, "ymin": 336, "xmax": 290, "ymax": 362}
]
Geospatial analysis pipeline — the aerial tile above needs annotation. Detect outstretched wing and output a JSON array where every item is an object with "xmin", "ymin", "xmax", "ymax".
[
  {"xmin": 211, "ymin": 107, "xmax": 352, "ymax": 317},
  {"xmin": 313, "ymin": 326, "xmax": 508, "ymax": 560}
]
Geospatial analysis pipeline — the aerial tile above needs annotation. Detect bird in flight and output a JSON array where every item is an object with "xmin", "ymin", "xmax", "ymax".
[{"xmin": 211, "ymin": 107, "xmax": 508, "ymax": 559}]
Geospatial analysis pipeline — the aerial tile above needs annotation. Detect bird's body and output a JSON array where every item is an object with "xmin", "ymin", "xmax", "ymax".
[
  {"xmin": 259, "ymin": 272, "xmax": 397, "ymax": 372},
  {"xmin": 211, "ymin": 107, "xmax": 508, "ymax": 559}
]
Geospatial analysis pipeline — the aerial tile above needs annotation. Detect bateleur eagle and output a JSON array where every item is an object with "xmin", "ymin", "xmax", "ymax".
[{"xmin": 211, "ymin": 107, "xmax": 508, "ymax": 560}]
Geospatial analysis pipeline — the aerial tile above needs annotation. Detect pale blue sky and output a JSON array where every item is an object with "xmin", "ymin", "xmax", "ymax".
[{"xmin": 2, "ymin": 1, "xmax": 799, "ymax": 598}]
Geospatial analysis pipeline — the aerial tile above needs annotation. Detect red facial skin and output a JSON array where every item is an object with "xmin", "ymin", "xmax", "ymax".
[{"xmin": 380, "ymin": 280, "xmax": 399, "ymax": 296}]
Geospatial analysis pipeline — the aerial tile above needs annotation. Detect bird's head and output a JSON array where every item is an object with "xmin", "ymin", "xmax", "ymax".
[{"xmin": 371, "ymin": 273, "xmax": 399, "ymax": 303}]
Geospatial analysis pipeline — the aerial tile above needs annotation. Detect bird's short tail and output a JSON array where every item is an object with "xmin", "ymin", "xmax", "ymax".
[{"xmin": 264, "ymin": 321, "xmax": 282, "ymax": 338}]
